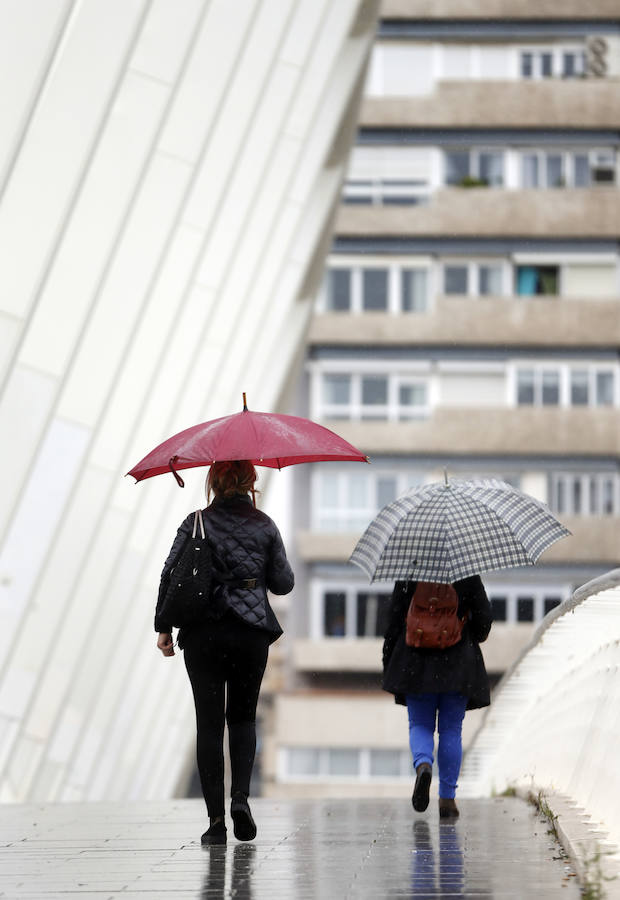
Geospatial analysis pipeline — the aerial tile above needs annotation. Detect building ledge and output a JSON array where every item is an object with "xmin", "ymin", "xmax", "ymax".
[
  {"xmin": 336, "ymin": 188, "xmax": 620, "ymax": 238},
  {"xmin": 380, "ymin": 0, "xmax": 620, "ymax": 19},
  {"xmin": 309, "ymin": 297, "xmax": 620, "ymax": 347},
  {"xmin": 360, "ymin": 80, "xmax": 620, "ymax": 128},
  {"xmin": 315, "ymin": 408, "xmax": 620, "ymax": 456}
]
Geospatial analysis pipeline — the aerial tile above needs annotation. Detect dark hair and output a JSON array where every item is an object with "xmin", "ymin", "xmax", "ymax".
[{"xmin": 206, "ymin": 460, "xmax": 258, "ymax": 501}]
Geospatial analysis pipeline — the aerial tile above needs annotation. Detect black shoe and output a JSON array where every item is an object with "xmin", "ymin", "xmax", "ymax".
[
  {"xmin": 230, "ymin": 791, "xmax": 257, "ymax": 841},
  {"xmin": 412, "ymin": 763, "xmax": 432, "ymax": 812},
  {"xmin": 439, "ymin": 798, "xmax": 459, "ymax": 819},
  {"xmin": 201, "ymin": 819, "xmax": 227, "ymax": 845}
]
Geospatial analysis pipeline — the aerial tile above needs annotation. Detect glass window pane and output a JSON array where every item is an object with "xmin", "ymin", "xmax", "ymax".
[
  {"xmin": 357, "ymin": 592, "xmax": 379, "ymax": 637},
  {"xmin": 573, "ymin": 154, "xmax": 590, "ymax": 187},
  {"xmin": 288, "ymin": 748, "xmax": 320, "ymax": 776},
  {"xmin": 444, "ymin": 265, "xmax": 468, "ymax": 294},
  {"xmin": 401, "ymin": 269, "xmax": 427, "ymax": 312},
  {"xmin": 556, "ymin": 478, "xmax": 566, "ymax": 515},
  {"xmin": 324, "ymin": 592, "xmax": 346, "ymax": 636},
  {"xmin": 517, "ymin": 597, "xmax": 534, "ymax": 622},
  {"xmin": 445, "ymin": 151, "xmax": 470, "ymax": 185},
  {"xmin": 538, "ymin": 267, "xmax": 558, "ymax": 294},
  {"xmin": 319, "ymin": 473, "xmax": 339, "ymax": 508},
  {"xmin": 544, "ymin": 597, "xmax": 562, "ymax": 615},
  {"xmin": 327, "ymin": 749, "xmax": 359, "ymax": 776},
  {"xmin": 572, "ymin": 477, "xmax": 582, "ymax": 513},
  {"xmin": 347, "ymin": 474, "xmax": 368, "ymax": 507},
  {"xmin": 370, "ymin": 749, "xmax": 401, "ymax": 777},
  {"xmin": 517, "ymin": 369, "xmax": 535, "ymax": 405},
  {"xmin": 602, "ymin": 478, "xmax": 615, "ymax": 514},
  {"xmin": 377, "ymin": 476, "xmax": 397, "ymax": 509},
  {"xmin": 570, "ymin": 370, "xmax": 589, "ymax": 405},
  {"xmin": 479, "ymin": 151, "xmax": 504, "ymax": 186},
  {"xmin": 542, "ymin": 371, "xmax": 560, "ymax": 405},
  {"xmin": 546, "ymin": 154, "xmax": 564, "ymax": 188},
  {"xmin": 327, "ymin": 268, "xmax": 351, "ymax": 311},
  {"xmin": 479, "ymin": 264, "xmax": 502, "ymax": 295},
  {"xmin": 596, "ymin": 371, "xmax": 614, "ymax": 406},
  {"xmin": 399, "ymin": 383, "xmax": 426, "ymax": 418},
  {"xmin": 362, "ymin": 269, "xmax": 388, "ymax": 311},
  {"xmin": 589, "ymin": 476, "xmax": 598, "ymax": 514},
  {"xmin": 490, "ymin": 596, "xmax": 507, "ymax": 621},
  {"xmin": 361, "ymin": 375, "xmax": 388, "ymax": 405},
  {"xmin": 522, "ymin": 154, "xmax": 539, "ymax": 188},
  {"xmin": 521, "ymin": 52, "xmax": 533, "ymax": 78},
  {"xmin": 541, "ymin": 53, "xmax": 553, "ymax": 77},
  {"xmin": 322, "ymin": 374, "xmax": 350, "ymax": 406},
  {"xmin": 563, "ymin": 52, "xmax": 576, "ymax": 77}
]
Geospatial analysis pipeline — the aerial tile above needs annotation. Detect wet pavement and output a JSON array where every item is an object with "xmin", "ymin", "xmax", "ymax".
[{"xmin": 0, "ymin": 797, "xmax": 581, "ymax": 898}]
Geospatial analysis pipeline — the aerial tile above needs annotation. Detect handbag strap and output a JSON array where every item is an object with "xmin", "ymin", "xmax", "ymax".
[{"xmin": 192, "ymin": 509, "xmax": 206, "ymax": 540}]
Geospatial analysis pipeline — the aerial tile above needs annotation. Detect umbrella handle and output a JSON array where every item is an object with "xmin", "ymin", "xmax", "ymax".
[{"xmin": 168, "ymin": 456, "xmax": 185, "ymax": 488}]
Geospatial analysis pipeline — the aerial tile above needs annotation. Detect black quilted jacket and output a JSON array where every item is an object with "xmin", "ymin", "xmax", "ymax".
[{"xmin": 155, "ymin": 494, "xmax": 294, "ymax": 642}]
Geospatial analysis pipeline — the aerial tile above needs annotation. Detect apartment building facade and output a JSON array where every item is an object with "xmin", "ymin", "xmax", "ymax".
[{"xmin": 264, "ymin": 2, "xmax": 620, "ymax": 799}]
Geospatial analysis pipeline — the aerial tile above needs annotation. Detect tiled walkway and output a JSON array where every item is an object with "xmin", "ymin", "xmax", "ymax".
[{"xmin": 0, "ymin": 797, "xmax": 581, "ymax": 898}]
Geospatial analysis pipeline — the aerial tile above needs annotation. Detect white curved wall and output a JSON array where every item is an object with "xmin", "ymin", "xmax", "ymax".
[
  {"xmin": 0, "ymin": 0, "xmax": 378, "ymax": 801},
  {"xmin": 461, "ymin": 569, "xmax": 620, "ymax": 853}
]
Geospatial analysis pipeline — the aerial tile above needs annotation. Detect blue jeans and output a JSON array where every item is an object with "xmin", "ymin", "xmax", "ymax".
[{"xmin": 406, "ymin": 692, "xmax": 467, "ymax": 799}]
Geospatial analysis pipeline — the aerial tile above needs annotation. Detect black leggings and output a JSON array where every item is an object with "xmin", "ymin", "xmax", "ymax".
[{"xmin": 183, "ymin": 612, "xmax": 270, "ymax": 819}]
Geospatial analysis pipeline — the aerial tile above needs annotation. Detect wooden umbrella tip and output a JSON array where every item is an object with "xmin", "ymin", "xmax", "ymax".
[{"xmin": 242, "ymin": 392, "xmax": 248, "ymax": 410}]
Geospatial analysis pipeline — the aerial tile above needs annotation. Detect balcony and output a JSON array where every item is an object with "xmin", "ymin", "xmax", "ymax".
[
  {"xmin": 312, "ymin": 407, "xmax": 620, "ymax": 457},
  {"xmin": 360, "ymin": 79, "xmax": 620, "ymax": 129},
  {"xmin": 336, "ymin": 187, "xmax": 620, "ymax": 238},
  {"xmin": 309, "ymin": 296, "xmax": 620, "ymax": 347}
]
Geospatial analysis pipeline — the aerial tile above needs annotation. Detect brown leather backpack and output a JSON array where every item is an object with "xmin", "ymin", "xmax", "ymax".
[{"xmin": 405, "ymin": 582, "xmax": 467, "ymax": 649}]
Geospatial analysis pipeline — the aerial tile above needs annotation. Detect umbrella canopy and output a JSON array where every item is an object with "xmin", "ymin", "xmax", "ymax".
[
  {"xmin": 127, "ymin": 397, "xmax": 368, "ymax": 485},
  {"xmin": 349, "ymin": 478, "xmax": 571, "ymax": 584}
]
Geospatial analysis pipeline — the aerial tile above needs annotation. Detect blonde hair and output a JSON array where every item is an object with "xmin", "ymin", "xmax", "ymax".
[{"xmin": 206, "ymin": 460, "xmax": 258, "ymax": 501}]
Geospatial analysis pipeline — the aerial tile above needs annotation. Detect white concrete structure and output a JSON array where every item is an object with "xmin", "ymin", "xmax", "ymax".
[
  {"xmin": 0, "ymin": 0, "xmax": 379, "ymax": 801},
  {"xmin": 461, "ymin": 570, "xmax": 620, "ymax": 862}
]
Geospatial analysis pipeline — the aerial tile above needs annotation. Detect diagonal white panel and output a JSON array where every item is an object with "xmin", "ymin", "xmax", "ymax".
[{"xmin": 0, "ymin": 0, "xmax": 379, "ymax": 802}]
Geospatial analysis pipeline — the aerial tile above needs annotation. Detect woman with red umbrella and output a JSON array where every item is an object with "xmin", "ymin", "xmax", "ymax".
[{"xmin": 155, "ymin": 459, "xmax": 294, "ymax": 846}]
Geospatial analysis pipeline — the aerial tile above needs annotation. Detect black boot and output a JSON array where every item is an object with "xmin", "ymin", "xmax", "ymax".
[
  {"xmin": 439, "ymin": 798, "xmax": 459, "ymax": 819},
  {"xmin": 201, "ymin": 817, "xmax": 227, "ymax": 845},
  {"xmin": 230, "ymin": 791, "xmax": 257, "ymax": 841},
  {"xmin": 412, "ymin": 763, "xmax": 432, "ymax": 812}
]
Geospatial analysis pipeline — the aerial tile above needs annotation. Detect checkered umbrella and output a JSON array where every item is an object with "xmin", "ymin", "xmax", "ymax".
[{"xmin": 349, "ymin": 478, "xmax": 571, "ymax": 584}]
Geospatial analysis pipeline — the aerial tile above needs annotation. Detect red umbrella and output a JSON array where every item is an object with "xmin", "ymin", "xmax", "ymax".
[{"xmin": 127, "ymin": 394, "xmax": 368, "ymax": 487}]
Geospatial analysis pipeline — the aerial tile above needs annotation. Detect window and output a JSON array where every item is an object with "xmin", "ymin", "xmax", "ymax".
[
  {"xmin": 442, "ymin": 260, "xmax": 505, "ymax": 296},
  {"xmin": 316, "ymin": 371, "xmax": 429, "ymax": 421},
  {"xmin": 281, "ymin": 747, "xmax": 412, "ymax": 781},
  {"xmin": 444, "ymin": 265, "xmax": 468, "ymax": 294},
  {"xmin": 401, "ymin": 269, "xmax": 427, "ymax": 312},
  {"xmin": 488, "ymin": 588, "xmax": 569, "ymax": 624},
  {"xmin": 313, "ymin": 469, "xmax": 424, "ymax": 532},
  {"xmin": 550, "ymin": 473, "xmax": 619, "ymax": 516},
  {"xmin": 515, "ymin": 365, "xmax": 617, "ymax": 408},
  {"xmin": 319, "ymin": 588, "xmax": 392, "ymax": 638},
  {"xmin": 520, "ymin": 47, "xmax": 584, "ymax": 80},
  {"xmin": 517, "ymin": 596, "xmax": 535, "ymax": 622},
  {"xmin": 326, "ymin": 269, "xmax": 351, "ymax": 311},
  {"xmin": 444, "ymin": 149, "xmax": 504, "ymax": 187},
  {"xmin": 490, "ymin": 596, "xmax": 507, "ymax": 622},
  {"xmin": 515, "ymin": 265, "xmax": 558, "ymax": 295},
  {"xmin": 322, "ymin": 263, "xmax": 430, "ymax": 314},
  {"xmin": 520, "ymin": 149, "xmax": 615, "ymax": 188},
  {"xmin": 362, "ymin": 268, "xmax": 388, "ymax": 311}
]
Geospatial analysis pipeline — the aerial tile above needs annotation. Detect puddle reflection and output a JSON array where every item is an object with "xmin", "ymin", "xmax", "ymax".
[
  {"xmin": 411, "ymin": 819, "xmax": 491, "ymax": 898},
  {"xmin": 201, "ymin": 843, "xmax": 256, "ymax": 899}
]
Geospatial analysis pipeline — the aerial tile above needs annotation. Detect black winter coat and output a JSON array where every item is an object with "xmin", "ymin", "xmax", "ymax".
[
  {"xmin": 155, "ymin": 494, "xmax": 294, "ymax": 643},
  {"xmin": 382, "ymin": 575, "xmax": 492, "ymax": 710}
]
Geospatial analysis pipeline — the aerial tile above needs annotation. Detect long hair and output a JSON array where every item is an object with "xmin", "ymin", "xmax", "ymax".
[{"xmin": 206, "ymin": 459, "xmax": 258, "ymax": 502}]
